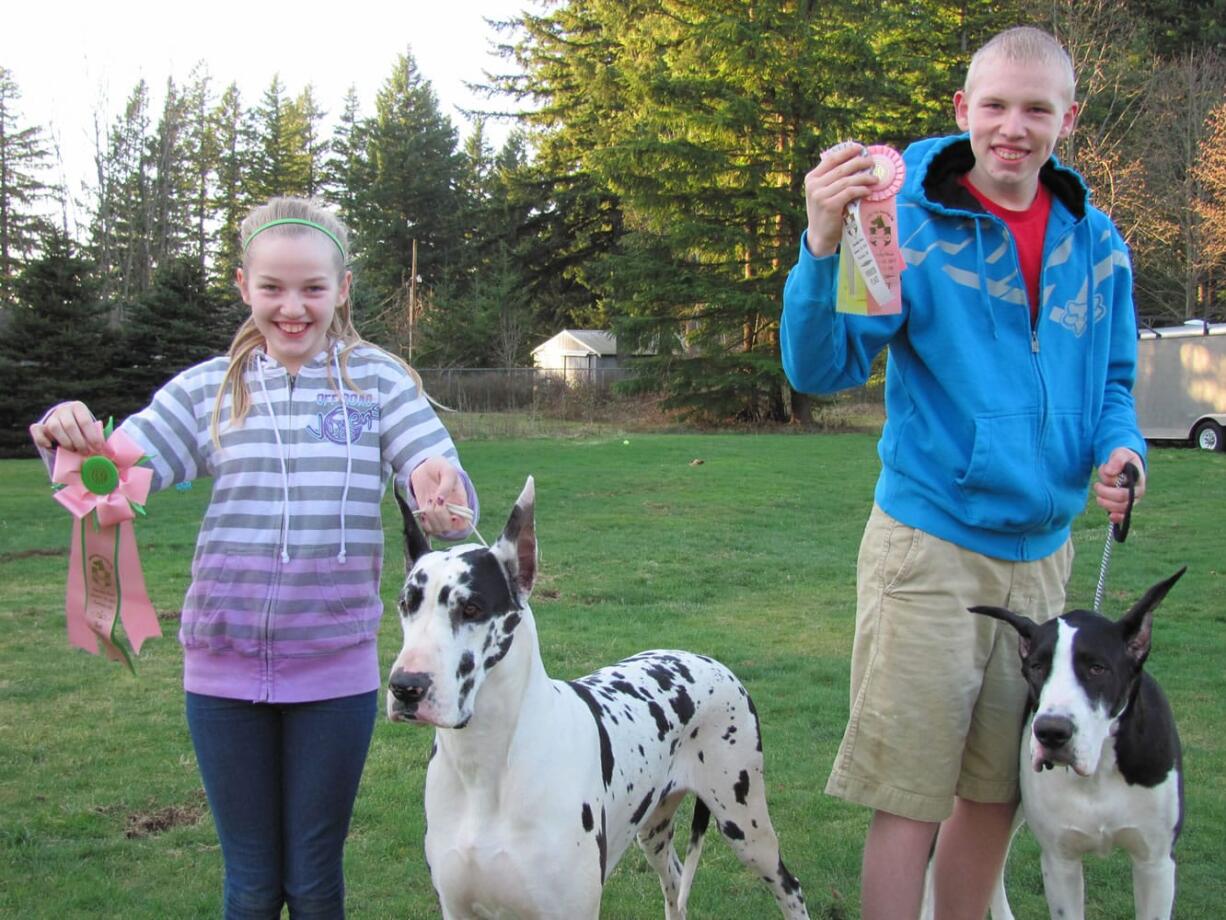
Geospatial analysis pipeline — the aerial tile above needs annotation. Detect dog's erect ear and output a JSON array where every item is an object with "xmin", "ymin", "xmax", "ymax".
[
  {"xmin": 968, "ymin": 605, "xmax": 1038, "ymax": 658},
  {"xmin": 393, "ymin": 480, "xmax": 432, "ymax": 571},
  {"xmin": 493, "ymin": 476, "xmax": 537, "ymax": 598},
  {"xmin": 1118, "ymin": 566, "xmax": 1185, "ymax": 666}
]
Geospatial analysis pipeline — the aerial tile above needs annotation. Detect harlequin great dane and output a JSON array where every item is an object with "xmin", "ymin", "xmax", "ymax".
[
  {"xmin": 968, "ymin": 567, "xmax": 1186, "ymax": 920},
  {"xmin": 386, "ymin": 477, "xmax": 809, "ymax": 920}
]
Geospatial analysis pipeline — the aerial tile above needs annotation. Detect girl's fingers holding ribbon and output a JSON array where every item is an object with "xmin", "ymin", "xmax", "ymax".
[
  {"xmin": 33, "ymin": 402, "xmax": 102, "ymax": 453},
  {"xmin": 409, "ymin": 456, "xmax": 469, "ymax": 535},
  {"xmin": 28, "ymin": 422, "xmax": 52, "ymax": 451}
]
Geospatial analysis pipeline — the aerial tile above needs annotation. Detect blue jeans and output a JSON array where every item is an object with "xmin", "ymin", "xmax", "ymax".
[{"xmin": 185, "ymin": 690, "xmax": 378, "ymax": 920}]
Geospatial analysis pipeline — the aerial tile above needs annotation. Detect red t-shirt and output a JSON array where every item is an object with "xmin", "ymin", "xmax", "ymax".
[{"xmin": 959, "ymin": 176, "xmax": 1052, "ymax": 323}]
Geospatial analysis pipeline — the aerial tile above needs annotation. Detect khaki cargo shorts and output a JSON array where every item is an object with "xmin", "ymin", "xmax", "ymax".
[{"xmin": 825, "ymin": 505, "xmax": 1074, "ymax": 823}]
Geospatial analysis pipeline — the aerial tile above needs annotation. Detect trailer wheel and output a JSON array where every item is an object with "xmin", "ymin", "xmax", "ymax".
[{"xmin": 1193, "ymin": 419, "xmax": 1224, "ymax": 451}]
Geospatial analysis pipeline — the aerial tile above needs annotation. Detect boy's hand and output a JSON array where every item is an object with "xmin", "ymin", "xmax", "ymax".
[
  {"xmin": 1093, "ymin": 448, "xmax": 1146, "ymax": 524},
  {"xmin": 409, "ymin": 456, "xmax": 469, "ymax": 536},
  {"xmin": 29, "ymin": 401, "xmax": 103, "ymax": 454},
  {"xmin": 804, "ymin": 144, "xmax": 878, "ymax": 258}
]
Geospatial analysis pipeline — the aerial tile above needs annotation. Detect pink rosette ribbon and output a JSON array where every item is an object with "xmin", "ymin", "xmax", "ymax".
[
  {"xmin": 834, "ymin": 143, "xmax": 907, "ymax": 315},
  {"xmin": 51, "ymin": 419, "xmax": 160, "ymax": 669}
]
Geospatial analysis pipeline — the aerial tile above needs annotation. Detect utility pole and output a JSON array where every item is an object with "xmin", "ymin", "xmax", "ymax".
[{"xmin": 408, "ymin": 238, "xmax": 418, "ymax": 362}]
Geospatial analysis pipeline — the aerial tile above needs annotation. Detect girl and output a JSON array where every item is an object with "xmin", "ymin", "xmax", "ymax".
[{"xmin": 30, "ymin": 197, "xmax": 477, "ymax": 919}]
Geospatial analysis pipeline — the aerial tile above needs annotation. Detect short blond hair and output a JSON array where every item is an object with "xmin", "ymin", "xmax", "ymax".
[{"xmin": 966, "ymin": 26, "xmax": 1076, "ymax": 104}]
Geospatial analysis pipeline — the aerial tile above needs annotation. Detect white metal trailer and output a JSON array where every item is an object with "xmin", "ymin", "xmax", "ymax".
[{"xmin": 1133, "ymin": 321, "xmax": 1226, "ymax": 451}]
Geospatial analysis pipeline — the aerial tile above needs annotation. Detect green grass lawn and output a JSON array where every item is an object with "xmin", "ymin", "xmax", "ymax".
[{"xmin": 1, "ymin": 433, "xmax": 1223, "ymax": 918}]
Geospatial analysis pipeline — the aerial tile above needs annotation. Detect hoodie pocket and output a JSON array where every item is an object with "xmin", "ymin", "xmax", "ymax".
[
  {"xmin": 955, "ymin": 411, "xmax": 1046, "ymax": 531},
  {"xmin": 179, "ymin": 554, "xmax": 382, "ymax": 658},
  {"xmin": 285, "ymin": 555, "xmax": 383, "ymax": 657},
  {"xmin": 955, "ymin": 410, "xmax": 1092, "ymax": 532},
  {"xmin": 1043, "ymin": 411, "xmax": 1096, "ymax": 528},
  {"xmin": 179, "ymin": 554, "xmax": 276, "ymax": 656}
]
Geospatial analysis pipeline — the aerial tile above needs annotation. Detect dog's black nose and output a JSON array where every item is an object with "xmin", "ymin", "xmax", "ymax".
[
  {"xmin": 1034, "ymin": 714, "xmax": 1074, "ymax": 749},
  {"xmin": 389, "ymin": 670, "xmax": 432, "ymax": 705}
]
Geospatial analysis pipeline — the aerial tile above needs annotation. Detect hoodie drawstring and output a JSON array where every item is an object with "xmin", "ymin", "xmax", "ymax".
[
  {"xmin": 973, "ymin": 219, "xmax": 999, "ymax": 340},
  {"xmin": 253, "ymin": 346, "xmax": 356, "ymax": 565},
  {"xmin": 333, "ymin": 349, "xmax": 352, "ymax": 564},
  {"xmin": 256, "ymin": 358, "xmax": 293, "ymax": 564}
]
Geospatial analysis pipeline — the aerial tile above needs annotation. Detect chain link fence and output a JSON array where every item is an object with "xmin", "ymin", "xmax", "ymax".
[
  {"xmin": 418, "ymin": 367, "xmax": 635, "ymax": 414},
  {"xmin": 416, "ymin": 367, "xmax": 884, "ymax": 436}
]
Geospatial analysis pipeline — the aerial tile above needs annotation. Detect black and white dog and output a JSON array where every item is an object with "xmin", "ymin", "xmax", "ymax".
[
  {"xmin": 971, "ymin": 567, "xmax": 1186, "ymax": 920},
  {"xmin": 385, "ymin": 477, "xmax": 810, "ymax": 920}
]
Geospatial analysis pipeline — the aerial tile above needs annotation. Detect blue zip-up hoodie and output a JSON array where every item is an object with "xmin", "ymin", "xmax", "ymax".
[{"xmin": 781, "ymin": 135, "xmax": 1146, "ymax": 562}]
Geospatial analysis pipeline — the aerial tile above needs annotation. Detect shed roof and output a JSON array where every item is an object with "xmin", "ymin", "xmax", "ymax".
[{"xmin": 531, "ymin": 329, "xmax": 618, "ymax": 356}]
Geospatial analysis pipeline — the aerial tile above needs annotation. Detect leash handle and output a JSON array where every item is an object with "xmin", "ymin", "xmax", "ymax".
[
  {"xmin": 413, "ymin": 502, "xmax": 487, "ymax": 547},
  {"xmin": 1112, "ymin": 461, "xmax": 1139, "ymax": 543},
  {"xmin": 1093, "ymin": 460, "xmax": 1140, "ymax": 612}
]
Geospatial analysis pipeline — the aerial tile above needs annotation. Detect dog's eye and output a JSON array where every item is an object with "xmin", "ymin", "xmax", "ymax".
[
  {"xmin": 461, "ymin": 602, "xmax": 482, "ymax": 620},
  {"xmin": 1086, "ymin": 662, "xmax": 1107, "ymax": 677}
]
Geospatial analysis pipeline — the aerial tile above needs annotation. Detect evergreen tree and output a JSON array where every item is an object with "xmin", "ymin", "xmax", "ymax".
[
  {"xmin": 181, "ymin": 63, "xmax": 217, "ymax": 274},
  {"xmin": 89, "ymin": 80, "xmax": 154, "ymax": 312},
  {"xmin": 346, "ymin": 51, "xmax": 463, "ymax": 346},
  {"xmin": 417, "ymin": 127, "xmax": 538, "ymax": 367},
  {"xmin": 210, "ymin": 82, "xmax": 250, "ymax": 290},
  {"xmin": 0, "ymin": 232, "xmax": 112, "ymax": 455},
  {"xmin": 0, "ymin": 68, "xmax": 57, "ymax": 309},
  {"xmin": 116, "ymin": 257, "xmax": 238, "ymax": 415},
  {"xmin": 503, "ymin": 0, "xmax": 1005, "ymax": 421},
  {"xmin": 323, "ymin": 87, "xmax": 367, "ymax": 216},
  {"xmin": 1127, "ymin": 0, "xmax": 1226, "ymax": 56},
  {"xmin": 485, "ymin": 3, "xmax": 628, "ymax": 337},
  {"xmin": 291, "ymin": 85, "xmax": 329, "ymax": 197},
  {"xmin": 247, "ymin": 75, "xmax": 312, "ymax": 201},
  {"xmin": 147, "ymin": 78, "xmax": 196, "ymax": 271}
]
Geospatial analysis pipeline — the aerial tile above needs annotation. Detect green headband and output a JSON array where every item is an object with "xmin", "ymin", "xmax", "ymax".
[{"xmin": 243, "ymin": 218, "xmax": 346, "ymax": 258}]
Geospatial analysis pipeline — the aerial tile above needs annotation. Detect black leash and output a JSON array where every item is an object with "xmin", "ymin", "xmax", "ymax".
[{"xmin": 1092, "ymin": 461, "xmax": 1139, "ymax": 613}]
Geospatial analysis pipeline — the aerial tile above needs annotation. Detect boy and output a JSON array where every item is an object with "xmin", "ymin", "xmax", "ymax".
[{"xmin": 780, "ymin": 27, "xmax": 1147, "ymax": 920}]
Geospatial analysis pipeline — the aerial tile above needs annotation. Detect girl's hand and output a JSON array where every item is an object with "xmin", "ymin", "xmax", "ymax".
[
  {"xmin": 409, "ymin": 456, "xmax": 470, "ymax": 535},
  {"xmin": 803, "ymin": 144, "xmax": 877, "ymax": 258},
  {"xmin": 29, "ymin": 401, "xmax": 104, "ymax": 454}
]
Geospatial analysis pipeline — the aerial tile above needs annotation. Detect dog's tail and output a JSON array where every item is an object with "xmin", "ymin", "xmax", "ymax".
[{"xmin": 677, "ymin": 797, "xmax": 712, "ymax": 913}]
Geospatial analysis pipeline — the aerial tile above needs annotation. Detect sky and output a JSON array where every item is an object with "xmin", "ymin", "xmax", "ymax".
[{"xmin": 3, "ymin": 0, "xmax": 531, "ymax": 225}]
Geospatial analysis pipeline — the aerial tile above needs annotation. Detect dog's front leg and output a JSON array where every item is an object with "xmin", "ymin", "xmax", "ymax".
[
  {"xmin": 1130, "ymin": 855, "xmax": 1175, "ymax": 920},
  {"xmin": 1039, "ymin": 850, "xmax": 1086, "ymax": 920}
]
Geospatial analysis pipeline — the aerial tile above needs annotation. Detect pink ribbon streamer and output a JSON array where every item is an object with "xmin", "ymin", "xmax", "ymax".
[
  {"xmin": 51, "ymin": 422, "xmax": 160, "ymax": 668},
  {"xmin": 856, "ymin": 145, "xmax": 906, "ymax": 315}
]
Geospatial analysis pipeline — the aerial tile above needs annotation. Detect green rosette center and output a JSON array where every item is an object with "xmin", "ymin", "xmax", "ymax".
[{"xmin": 81, "ymin": 455, "xmax": 120, "ymax": 495}]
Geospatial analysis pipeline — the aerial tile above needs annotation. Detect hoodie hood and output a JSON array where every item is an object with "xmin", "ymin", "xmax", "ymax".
[{"xmin": 904, "ymin": 134, "xmax": 1088, "ymax": 220}]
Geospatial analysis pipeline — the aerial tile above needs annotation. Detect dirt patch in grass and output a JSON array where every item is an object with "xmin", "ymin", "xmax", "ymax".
[
  {"xmin": 124, "ymin": 791, "xmax": 207, "ymax": 838},
  {"xmin": 0, "ymin": 547, "xmax": 67, "ymax": 564}
]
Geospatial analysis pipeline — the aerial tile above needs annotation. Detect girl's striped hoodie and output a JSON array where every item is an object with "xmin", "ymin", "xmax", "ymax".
[{"xmin": 56, "ymin": 343, "xmax": 476, "ymax": 704}]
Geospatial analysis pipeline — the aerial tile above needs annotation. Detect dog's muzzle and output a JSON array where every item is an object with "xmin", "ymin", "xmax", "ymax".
[
  {"xmin": 1031, "ymin": 713, "xmax": 1083, "ymax": 772},
  {"xmin": 388, "ymin": 670, "xmax": 433, "ymax": 719}
]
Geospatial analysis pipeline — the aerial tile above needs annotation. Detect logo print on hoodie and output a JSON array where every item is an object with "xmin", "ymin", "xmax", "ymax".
[
  {"xmin": 307, "ymin": 393, "xmax": 381, "ymax": 444},
  {"xmin": 1049, "ymin": 283, "xmax": 1107, "ymax": 338}
]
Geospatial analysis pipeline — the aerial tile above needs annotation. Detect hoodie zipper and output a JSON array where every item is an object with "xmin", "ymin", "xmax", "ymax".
[
  {"xmin": 261, "ymin": 371, "xmax": 295, "ymax": 699},
  {"xmin": 991, "ymin": 213, "xmax": 1053, "ymax": 551},
  {"xmin": 1029, "ymin": 217, "xmax": 1084, "ymax": 540}
]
